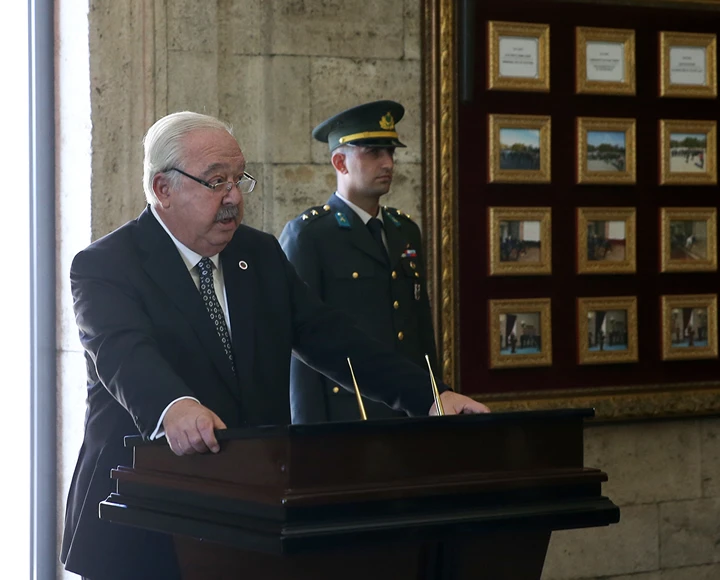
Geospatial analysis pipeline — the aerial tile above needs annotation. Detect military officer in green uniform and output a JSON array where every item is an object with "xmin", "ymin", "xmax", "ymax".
[{"xmin": 279, "ymin": 100, "xmax": 440, "ymax": 423}]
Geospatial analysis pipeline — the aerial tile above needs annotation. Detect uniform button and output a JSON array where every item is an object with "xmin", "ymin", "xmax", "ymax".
[
  {"xmin": 352, "ymin": 272, "xmax": 359, "ymax": 279},
  {"xmin": 410, "ymin": 261, "xmax": 416, "ymax": 269},
  {"xmin": 332, "ymin": 386, "xmax": 340, "ymax": 393},
  {"xmin": 393, "ymin": 301, "xmax": 400, "ymax": 309},
  {"xmin": 397, "ymin": 331, "xmax": 404, "ymax": 341},
  {"xmin": 414, "ymin": 272, "xmax": 420, "ymax": 278},
  {"xmin": 391, "ymin": 271, "xmax": 397, "ymax": 279},
  {"xmin": 323, "ymin": 204, "xmax": 331, "ymax": 211}
]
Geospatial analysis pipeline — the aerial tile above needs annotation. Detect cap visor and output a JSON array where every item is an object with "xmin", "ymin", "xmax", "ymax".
[{"xmin": 345, "ymin": 138, "xmax": 407, "ymax": 148}]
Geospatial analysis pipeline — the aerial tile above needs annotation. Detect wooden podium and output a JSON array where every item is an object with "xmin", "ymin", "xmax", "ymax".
[{"xmin": 100, "ymin": 409, "xmax": 619, "ymax": 579}]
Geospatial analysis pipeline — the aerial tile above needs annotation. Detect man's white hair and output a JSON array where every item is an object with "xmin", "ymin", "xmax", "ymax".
[{"xmin": 142, "ymin": 111, "xmax": 234, "ymax": 204}]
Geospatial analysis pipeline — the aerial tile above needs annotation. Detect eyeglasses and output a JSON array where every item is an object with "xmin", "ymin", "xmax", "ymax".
[{"xmin": 168, "ymin": 167, "xmax": 256, "ymax": 194}]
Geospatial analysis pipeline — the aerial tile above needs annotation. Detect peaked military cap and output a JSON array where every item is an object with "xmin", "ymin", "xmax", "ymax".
[{"xmin": 312, "ymin": 100, "xmax": 407, "ymax": 152}]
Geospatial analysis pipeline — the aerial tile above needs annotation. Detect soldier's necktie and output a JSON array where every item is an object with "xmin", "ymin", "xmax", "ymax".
[
  {"xmin": 197, "ymin": 257, "xmax": 235, "ymax": 374},
  {"xmin": 367, "ymin": 217, "xmax": 389, "ymax": 264}
]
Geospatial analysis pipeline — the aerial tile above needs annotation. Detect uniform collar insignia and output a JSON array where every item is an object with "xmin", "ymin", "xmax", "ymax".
[
  {"xmin": 335, "ymin": 211, "xmax": 351, "ymax": 229},
  {"xmin": 383, "ymin": 209, "xmax": 402, "ymax": 228}
]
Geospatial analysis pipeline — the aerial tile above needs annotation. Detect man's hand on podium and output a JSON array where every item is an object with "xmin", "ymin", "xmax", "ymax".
[
  {"xmin": 430, "ymin": 391, "xmax": 491, "ymax": 416},
  {"xmin": 163, "ymin": 399, "xmax": 228, "ymax": 456}
]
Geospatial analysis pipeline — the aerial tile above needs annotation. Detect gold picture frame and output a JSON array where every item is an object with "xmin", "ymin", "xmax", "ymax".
[
  {"xmin": 488, "ymin": 21, "xmax": 550, "ymax": 92},
  {"xmin": 489, "ymin": 207, "xmax": 552, "ymax": 276},
  {"xmin": 659, "ymin": 119, "xmax": 717, "ymax": 185},
  {"xmin": 577, "ymin": 207, "xmax": 637, "ymax": 274},
  {"xmin": 577, "ymin": 117, "xmax": 637, "ymax": 184},
  {"xmin": 661, "ymin": 294, "xmax": 718, "ymax": 361},
  {"xmin": 488, "ymin": 114, "xmax": 551, "ymax": 183},
  {"xmin": 577, "ymin": 296, "xmax": 639, "ymax": 365},
  {"xmin": 576, "ymin": 27, "xmax": 636, "ymax": 95},
  {"xmin": 489, "ymin": 298, "xmax": 552, "ymax": 369},
  {"xmin": 660, "ymin": 207, "xmax": 717, "ymax": 273},
  {"xmin": 659, "ymin": 31, "xmax": 718, "ymax": 98}
]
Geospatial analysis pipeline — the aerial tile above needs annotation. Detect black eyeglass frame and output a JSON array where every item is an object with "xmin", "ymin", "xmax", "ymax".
[{"xmin": 168, "ymin": 167, "xmax": 256, "ymax": 193}]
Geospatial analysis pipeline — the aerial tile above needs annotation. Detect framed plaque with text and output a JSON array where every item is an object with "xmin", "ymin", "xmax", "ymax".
[
  {"xmin": 576, "ymin": 27, "xmax": 636, "ymax": 95},
  {"xmin": 659, "ymin": 31, "xmax": 717, "ymax": 98},
  {"xmin": 488, "ymin": 21, "xmax": 550, "ymax": 92}
]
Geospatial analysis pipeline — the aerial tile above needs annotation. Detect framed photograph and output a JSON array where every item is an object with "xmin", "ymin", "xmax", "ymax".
[
  {"xmin": 576, "ymin": 27, "xmax": 636, "ymax": 95},
  {"xmin": 488, "ymin": 207, "xmax": 552, "ymax": 276},
  {"xmin": 577, "ymin": 207, "xmax": 636, "ymax": 274},
  {"xmin": 577, "ymin": 297, "xmax": 639, "ymax": 365},
  {"xmin": 659, "ymin": 119, "xmax": 717, "ymax": 185},
  {"xmin": 660, "ymin": 207, "xmax": 717, "ymax": 273},
  {"xmin": 661, "ymin": 294, "xmax": 718, "ymax": 361},
  {"xmin": 488, "ymin": 21, "xmax": 550, "ymax": 92},
  {"xmin": 488, "ymin": 114, "xmax": 551, "ymax": 183},
  {"xmin": 489, "ymin": 298, "xmax": 552, "ymax": 369},
  {"xmin": 659, "ymin": 31, "xmax": 717, "ymax": 98},
  {"xmin": 577, "ymin": 117, "xmax": 636, "ymax": 184}
]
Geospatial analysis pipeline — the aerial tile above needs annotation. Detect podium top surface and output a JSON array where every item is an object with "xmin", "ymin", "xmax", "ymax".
[{"xmin": 124, "ymin": 408, "xmax": 594, "ymax": 448}]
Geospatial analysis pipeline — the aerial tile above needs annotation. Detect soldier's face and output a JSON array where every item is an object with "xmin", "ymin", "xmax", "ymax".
[{"xmin": 345, "ymin": 146, "xmax": 395, "ymax": 197}]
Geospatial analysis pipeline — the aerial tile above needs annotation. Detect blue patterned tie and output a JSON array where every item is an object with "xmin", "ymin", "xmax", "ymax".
[{"xmin": 197, "ymin": 257, "xmax": 235, "ymax": 374}]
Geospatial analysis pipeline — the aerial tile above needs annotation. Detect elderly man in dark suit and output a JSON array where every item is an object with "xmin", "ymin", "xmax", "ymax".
[
  {"xmin": 61, "ymin": 111, "xmax": 489, "ymax": 580},
  {"xmin": 280, "ymin": 101, "xmax": 440, "ymax": 423}
]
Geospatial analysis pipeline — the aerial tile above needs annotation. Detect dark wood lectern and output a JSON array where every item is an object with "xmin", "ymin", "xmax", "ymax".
[{"xmin": 100, "ymin": 409, "xmax": 619, "ymax": 579}]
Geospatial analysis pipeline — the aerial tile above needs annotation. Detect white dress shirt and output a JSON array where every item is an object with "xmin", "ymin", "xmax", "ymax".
[
  {"xmin": 334, "ymin": 191, "xmax": 388, "ymax": 250},
  {"xmin": 148, "ymin": 205, "xmax": 233, "ymax": 439}
]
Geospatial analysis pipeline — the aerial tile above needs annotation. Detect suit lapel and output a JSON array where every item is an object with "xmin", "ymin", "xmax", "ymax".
[
  {"xmin": 134, "ymin": 209, "xmax": 240, "ymax": 395},
  {"xmin": 221, "ymin": 245, "xmax": 255, "ymax": 390},
  {"xmin": 328, "ymin": 195, "xmax": 389, "ymax": 266}
]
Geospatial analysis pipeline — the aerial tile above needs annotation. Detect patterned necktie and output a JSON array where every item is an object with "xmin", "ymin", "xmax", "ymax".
[
  {"xmin": 367, "ymin": 217, "xmax": 389, "ymax": 264},
  {"xmin": 197, "ymin": 257, "xmax": 235, "ymax": 374}
]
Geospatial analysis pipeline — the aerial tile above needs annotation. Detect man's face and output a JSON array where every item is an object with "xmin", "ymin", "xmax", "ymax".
[
  {"xmin": 158, "ymin": 128, "xmax": 246, "ymax": 257},
  {"xmin": 343, "ymin": 146, "xmax": 395, "ymax": 198}
]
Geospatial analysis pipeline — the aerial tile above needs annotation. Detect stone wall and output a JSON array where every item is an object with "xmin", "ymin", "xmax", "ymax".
[
  {"xmin": 57, "ymin": 0, "xmax": 720, "ymax": 578},
  {"xmin": 87, "ymin": 0, "xmax": 424, "ymax": 240},
  {"xmin": 542, "ymin": 418, "xmax": 720, "ymax": 579}
]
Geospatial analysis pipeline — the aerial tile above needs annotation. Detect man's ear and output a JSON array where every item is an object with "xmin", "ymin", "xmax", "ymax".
[
  {"xmin": 153, "ymin": 173, "xmax": 172, "ymax": 208},
  {"xmin": 331, "ymin": 151, "xmax": 348, "ymax": 174}
]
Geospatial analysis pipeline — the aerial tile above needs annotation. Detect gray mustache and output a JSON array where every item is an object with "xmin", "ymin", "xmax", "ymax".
[{"xmin": 215, "ymin": 205, "xmax": 240, "ymax": 222}]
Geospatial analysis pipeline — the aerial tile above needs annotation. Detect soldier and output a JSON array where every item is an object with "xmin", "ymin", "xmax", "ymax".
[{"xmin": 279, "ymin": 100, "xmax": 440, "ymax": 423}]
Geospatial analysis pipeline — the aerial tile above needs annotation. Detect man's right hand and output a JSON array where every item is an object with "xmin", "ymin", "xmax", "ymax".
[{"xmin": 162, "ymin": 399, "xmax": 227, "ymax": 456}]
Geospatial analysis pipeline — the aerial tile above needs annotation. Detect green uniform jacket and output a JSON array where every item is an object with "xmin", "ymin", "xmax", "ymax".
[{"xmin": 279, "ymin": 194, "xmax": 440, "ymax": 423}]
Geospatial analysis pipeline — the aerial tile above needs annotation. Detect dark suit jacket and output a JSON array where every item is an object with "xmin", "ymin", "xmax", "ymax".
[
  {"xmin": 61, "ymin": 207, "xmax": 440, "ymax": 580},
  {"xmin": 279, "ymin": 195, "xmax": 439, "ymax": 423}
]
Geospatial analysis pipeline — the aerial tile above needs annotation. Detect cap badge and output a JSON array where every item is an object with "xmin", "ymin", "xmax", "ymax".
[{"xmin": 379, "ymin": 111, "xmax": 395, "ymax": 131}]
